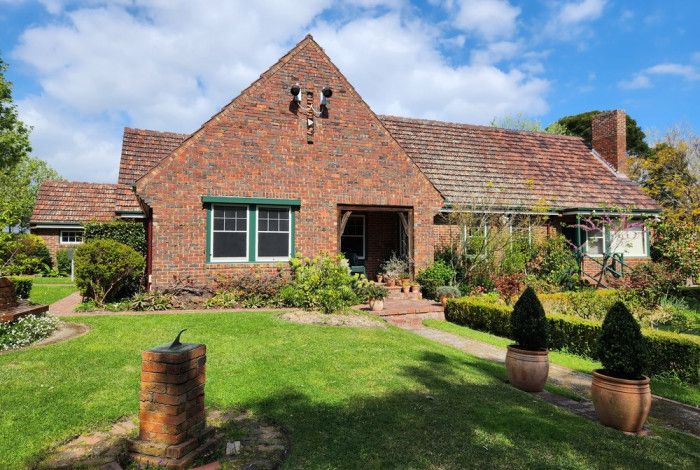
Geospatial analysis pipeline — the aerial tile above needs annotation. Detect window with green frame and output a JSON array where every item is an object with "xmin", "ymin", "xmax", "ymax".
[{"xmin": 203, "ymin": 196, "xmax": 298, "ymax": 263}]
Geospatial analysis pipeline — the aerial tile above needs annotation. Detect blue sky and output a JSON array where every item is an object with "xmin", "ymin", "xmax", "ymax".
[{"xmin": 1, "ymin": 0, "xmax": 699, "ymax": 182}]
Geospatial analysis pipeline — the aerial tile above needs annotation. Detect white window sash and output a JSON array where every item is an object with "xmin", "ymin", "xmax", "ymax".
[
  {"xmin": 210, "ymin": 204, "xmax": 248, "ymax": 262},
  {"xmin": 60, "ymin": 230, "xmax": 83, "ymax": 245},
  {"xmin": 256, "ymin": 206, "xmax": 291, "ymax": 262}
]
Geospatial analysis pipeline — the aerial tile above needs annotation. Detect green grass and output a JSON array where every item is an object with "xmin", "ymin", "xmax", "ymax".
[
  {"xmin": 30, "ymin": 277, "xmax": 74, "ymax": 285},
  {"xmin": 28, "ymin": 283, "xmax": 77, "ymax": 305},
  {"xmin": 425, "ymin": 319, "xmax": 700, "ymax": 407},
  {"xmin": 1, "ymin": 313, "xmax": 699, "ymax": 469}
]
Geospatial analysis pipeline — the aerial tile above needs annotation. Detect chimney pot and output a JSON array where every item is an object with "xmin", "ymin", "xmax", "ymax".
[{"xmin": 591, "ymin": 110, "xmax": 627, "ymax": 174}]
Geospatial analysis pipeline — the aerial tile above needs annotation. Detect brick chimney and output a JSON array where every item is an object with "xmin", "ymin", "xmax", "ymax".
[{"xmin": 591, "ymin": 110, "xmax": 627, "ymax": 174}]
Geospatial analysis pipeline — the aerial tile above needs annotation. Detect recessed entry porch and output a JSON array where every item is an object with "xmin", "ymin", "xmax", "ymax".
[{"xmin": 337, "ymin": 205, "xmax": 413, "ymax": 280}]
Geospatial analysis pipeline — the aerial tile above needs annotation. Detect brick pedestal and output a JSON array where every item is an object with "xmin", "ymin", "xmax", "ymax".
[
  {"xmin": 0, "ymin": 278, "xmax": 18, "ymax": 310},
  {"xmin": 130, "ymin": 341, "xmax": 216, "ymax": 469}
]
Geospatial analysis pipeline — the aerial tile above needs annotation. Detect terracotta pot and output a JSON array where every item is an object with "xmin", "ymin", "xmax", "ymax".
[
  {"xmin": 369, "ymin": 299, "xmax": 384, "ymax": 312},
  {"xmin": 439, "ymin": 295, "xmax": 448, "ymax": 307},
  {"xmin": 505, "ymin": 345, "xmax": 549, "ymax": 392},
  {"xmin": 386, "ymin": 278, "xmax": 396, "ymax": 287},
  {"xmin": 401, "ymin": 285, "xmax": 410, "ymax": 293},
  {"xmin": 591, "ymin": 370, "xmax": 651, "ymax": 433},
  {"xmin": 377, "ymin": 274, "xmax": 384, "ymax": 283},
  {"xmin": 410, "ymin": 285, "xmax": 421, "ymax": 293}
]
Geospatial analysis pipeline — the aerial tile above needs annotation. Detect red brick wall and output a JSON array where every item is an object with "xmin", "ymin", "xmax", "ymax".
[
  {"xmin": 136, "ymin": 38, "xmax": 444, "ymax": 289},
  {"xmin": 32, "ymin": 228, "xmax": 62, "ymax": 262},
  {"xmin": 592, "ymin": 110, "xmax": 627, "ymax": 174}
]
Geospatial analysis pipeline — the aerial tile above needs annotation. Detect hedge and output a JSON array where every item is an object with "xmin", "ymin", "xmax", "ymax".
[
  {"xmin": 445, "ymin": 296, "xmax": 700, "ymax": 383},
  {"xmin": 8, "ymin": 276, "xmax": 33, "ymax": 299},
  {"xmin": 83, "ymin": 221, "xmax": 146, "ymax": 255}
]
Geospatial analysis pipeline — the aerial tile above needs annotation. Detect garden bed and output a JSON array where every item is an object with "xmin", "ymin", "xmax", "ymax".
[{"xmin": 279, "ymin": 310, "xmax": 386, "ymax": 328}]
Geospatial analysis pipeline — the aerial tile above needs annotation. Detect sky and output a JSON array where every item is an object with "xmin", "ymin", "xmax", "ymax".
[{"xmin": 1, "ymin": 0, "xmax": 699, "ymax": 183}]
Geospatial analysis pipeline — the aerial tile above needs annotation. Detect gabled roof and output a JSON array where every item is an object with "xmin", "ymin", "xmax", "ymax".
[
  {"xmin": 380, "ymin": 115, "xmax": 660, "ymax": 211},
  {"xmin": 31, "ymin": 181, "xmax": 141, "ymax": 224},
  {"xmin": 118, "ymin": 128, "xmax": 188, "ymax": 185}
]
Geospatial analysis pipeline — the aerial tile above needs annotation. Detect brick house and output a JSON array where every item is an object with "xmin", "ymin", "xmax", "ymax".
[{"xmin": 30, "ymin": 36, "xmax": 659, "ymax": 289}]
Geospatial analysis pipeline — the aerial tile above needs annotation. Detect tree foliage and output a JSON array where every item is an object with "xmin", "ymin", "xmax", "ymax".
[
  {"xmin": 554, "ymin": 110, "xmax": 650, "ymax": 156},
  {"xmin": 0, "ymin": 155, "xmax": 61, "ymax": 229},
  {"xmin": 491, "ymin": 113, "xmax": 569, "ymax": 135},
  {"xmin": 511, "ymin": 286, "xmax": 548, "ymax": 350},
  {"xmin": 0, "ymin": 55, "xmax": 32, "ymax": 170}
]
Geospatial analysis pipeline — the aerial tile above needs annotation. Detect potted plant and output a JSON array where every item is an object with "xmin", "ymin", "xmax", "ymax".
[
  {"xmin": 591, "ymin": 301, "xmax": 651, "ymax": 433},
  {"xmin": 505, "ymin": 286, "xmax": 549, "ymax": 392},
  {"xmin": 436, "ymin": 285, "xmax": 460, "ymax": 307},
  {"xmin": 376, "ymin": 273, "xmax": 384, "ymax": 283},
  {"xmin": 410, "ymin": 282, "xmax": 421, "ymax": 294},
  {"xmin": 365, "ymin": 283, "xmax": 389, "ymax": 312}
]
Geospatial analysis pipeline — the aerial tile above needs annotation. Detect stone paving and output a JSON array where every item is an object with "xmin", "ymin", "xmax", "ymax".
[{"xmin": 386, "ymin": 316, "xmax": 699, "ymax": 438}]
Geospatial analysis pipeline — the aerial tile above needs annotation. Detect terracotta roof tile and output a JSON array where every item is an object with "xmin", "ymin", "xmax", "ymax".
[
  {"xmin": 118, "ymin": 128, "xmax": 188, "ymax": 185},
  {"xmin": 31, "ymin": 181, "xmax": 141, "ymax": 223},
  {"xmin": 380, "ymin": 115, "xmax": 660, "ymax": 211}
]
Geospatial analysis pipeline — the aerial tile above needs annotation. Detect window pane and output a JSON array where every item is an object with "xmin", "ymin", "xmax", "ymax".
[
  {"xmin": 258, "ymin": 233, "xmax": 289, "ymax": 257},
  {"xmin": 341, "ymin": 237, "xmax": 364, "ymax": 260},
  {"xmin": 279, "ymin": 219, "xmax": 289, "ymax": 232},
  {"xmin": 269, "ymin": 219, "xmax": 279, "ymax": 231},
  {"xmin": 213, "ymin": 232, "xmax": 246, "ymax": 258},
  {"xmin": 613, "ymin": 228, "xmax": 645, "ymax": 256},
  {"xmin": 214, "ymin": 218, "xmax": 224, "ymax": 230},
  {"xmin": 587, "ymin": 230, "xmax": 604, "ymax": 255}
]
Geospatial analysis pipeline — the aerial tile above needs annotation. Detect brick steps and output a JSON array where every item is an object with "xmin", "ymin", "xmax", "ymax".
[{"xmin": 383, "ymin": 285, "xmax": 423, "ymax": 301}]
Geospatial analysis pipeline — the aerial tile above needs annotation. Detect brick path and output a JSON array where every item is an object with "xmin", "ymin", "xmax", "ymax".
[
  {"xmin": 388, "ymin": 317, "xmax": 699, "ymax": 438},
  {"xmin": 49, "ymin": 291, "xmax": 82, "ymax": 316}
]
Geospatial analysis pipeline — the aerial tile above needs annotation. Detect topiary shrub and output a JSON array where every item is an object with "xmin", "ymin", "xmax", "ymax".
[
  {"xmin": 74, "ymin": 239, "xmax": 145, "ymax": 304},
  {"xmin": 598, "ymin": 302, "xmax": 646, "ymax": 379},
  {"xmin": 511, "ymin": 286, "xmax": 547, "ymax": 350},
  {"xmin": 83, "ymin": 221, "xmax": 147, "ymax": 255},
  {"xmin": 417, "ymin": 261, "xmax": 455, "ymax": 300},
  {"xmin": 56, "ymin": 249, "xmax": 72, "ymax": 276},
  {"xmin": 8, "ymin": 276, "xmax": 32, "ymax": 299}
]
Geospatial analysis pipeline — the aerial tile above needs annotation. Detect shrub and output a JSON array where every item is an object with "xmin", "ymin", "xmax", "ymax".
[
  {"xmin": 130, "ymin": 291, "xmax": 175, "ymax": 311},
  {"xmin": 625, "ymin": 261, "xmax": 685, "ymax": 305},
  {"xmin": 74, "ymin": 239, "xmax": 145, "ymax": 303},
  {"xmin": 529, "ymin": 235, "xmax": 579, "ymax": 289},
  {"xmin": 278, "ymin": 253, "xmax": 359, "ymax": 314},
  {"xmin": 494, "ymin": 273, "xmax": 524, "ymax": 305},
  {"xmin": 436, "ymin": 285, "xmax": 461, "ymax": 300},
  {"xmin": 511, "ymin": 287, "xmax": 547, "ymax": 350},
  {"xmin": 56, "ymin": 249, "xmax": 72, "ymax": 276},
  {"xmin": 84, "ymin": 221, "xmax": 147, "ymax": 255},
  {"xmin": 0, "ymin": 234, "xmax": 52, "ymax": 275},
  {"xmin": 380, "ymin": 253, "xmax": 410, "ymax": 280},
  {"xmin": 0, "ymin": 314, "xmax": 60, "ymax": 351},
  {"xmin": 8, "ymin": 276, "xmax": 32, "ymax": 299},
  {"xmin": 598, "ymin": 302, "xmax": 646, "ymax": 379},
  {"xmin": 417, "ymin": 261, "xmax": 455, "ymax": 300},
  {"xmin": 205, "ymin": 291, "xmax": 239, "ymax": 309},
  {"xmin": 446, "ymin": 296, "xmax": 700, "ymax": 383},
  {"xmin": 215, "ymin": 268, "xmax": 288, "ymax": 308}
]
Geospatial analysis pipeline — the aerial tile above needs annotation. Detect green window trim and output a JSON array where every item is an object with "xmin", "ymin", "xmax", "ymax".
[
  {"xmin": 205, "ymin": 201, "xmax": 296, "ymax": 264},
  {"xmin": 201, "ymin": 196, "xmax": 301, "ymax": 206}
]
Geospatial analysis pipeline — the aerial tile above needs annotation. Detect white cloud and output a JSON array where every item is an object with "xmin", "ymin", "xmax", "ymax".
[
  {"xmin": 544, "ymin": 0, "xmax": 606, "ymax": 39},
  {"xmin": 313, "ymin": 14, "xmax": 547, "ymax": 123},
  {"xmin": 452, "ymin": 0, "xmax": 520, "ymax": 40},
  {"xmin": 619, "ymin": 62, "xmax": 700, "ymax": 90},
  {"xmin": 557, "ymin": 0, "xmax": 606, "ymax": 24},
  {"xmin": 12, "ymin": 1, "xmax": 549, "ymax": 182}
]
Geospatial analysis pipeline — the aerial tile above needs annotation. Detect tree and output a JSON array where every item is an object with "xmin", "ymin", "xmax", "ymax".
[
  {"xmin": 554, "ymin": 111, "xmax": 650, "ymax": 156},
  {"xmin": 0, "ymin": 55, "xmax": 32, "ymax": 170},
  {"xmin": 0, "ymin": 155, "xmax": 61, "ymax": 230},
  {"xmin": 491, "ymin": 113, "xmax": 570, "ymax": 135}
]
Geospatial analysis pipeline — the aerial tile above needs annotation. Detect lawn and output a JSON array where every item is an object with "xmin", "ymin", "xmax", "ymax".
[
  {"xmin": 1, "ymin": 313, "xmax": 698, "ymax": 469},
  {"xmin": 28, "ymin": 277, "xmax": 77, "ymax": 305},
  {"xmin": 425, "ymin": 319, "xmax": 700, "ymax": 407}
]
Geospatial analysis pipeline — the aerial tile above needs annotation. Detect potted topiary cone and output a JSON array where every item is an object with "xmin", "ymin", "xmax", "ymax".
[
  {"xmin": 505, "ymin": 286, "xmax": 549, "ymax": 392},
  {"xmin": 591, "ymin": 301, "xmax": 651, "ymax": 433}
]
